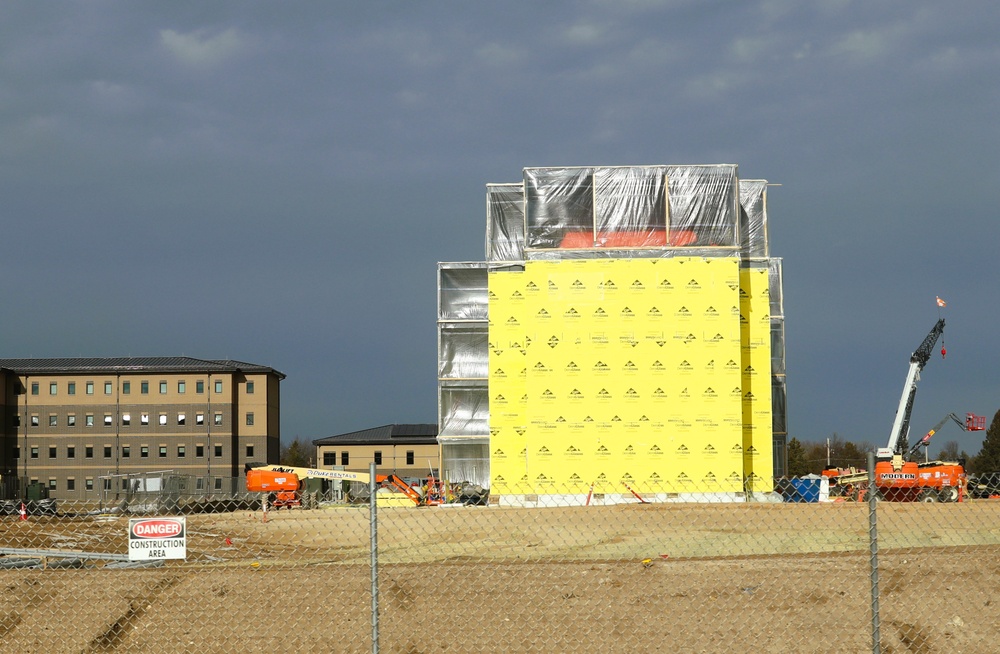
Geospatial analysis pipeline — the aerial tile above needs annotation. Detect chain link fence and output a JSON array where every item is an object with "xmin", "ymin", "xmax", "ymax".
[{"xmin": 2, "ymin": 462, "xmax": 999, "ymax": 652}]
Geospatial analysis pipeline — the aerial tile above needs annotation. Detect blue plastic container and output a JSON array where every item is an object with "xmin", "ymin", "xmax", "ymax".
[{"xmin": 789, "ymin": 477, "xmax": 821, "ymax": 503}]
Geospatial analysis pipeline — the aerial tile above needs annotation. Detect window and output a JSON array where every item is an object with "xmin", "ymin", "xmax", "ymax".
[
  {"xmin": 122, "ymin": 413, "xmax": 131, "ymax": 426},
  {"xmin": 86, "ymin": 415, "xmax": 94, "ymax": 427},
  {"xmin": 50, "ymin": 382, "xmax": 57, "ymax": 395},
  {"xmin": 196, "ymin": 413, "xmax": 204, "ymax": 425},
  {"xmin": 341, "ymin": 452, "xmax": 350, "ymax": 466},
  {"xmin": 214, "ymin": 413, "xmax": 223, "ymax": 426},
  {"xmin": 246, "ymin": 412, "xmax": 254, "ymax": 426},
  {"xmin": 67, "ymin": 445, "xmax": 75, "ymax": 459},
  {"xmin": 13, "ymin": 446, "xmax": 19, "ymax": 459},
  {"xmin": 178, "ymin": 381, "xmax": 186, "ymax": 394},
  {"xmin": 246, "ymin": 381, "xmax": 255, "ymax": 394},
  {"xmin": 86, "ymin": 478, "xmax": 94, "ymax": 491},
  {"xmin": 67, "ymin": 478, "xmax": 76, "ymax": 491},
  {"xmin": 12, "ymin": 416, "xmax": 19, "ymax": 427},
  {"xmin": 214, "ymin": 445, "xmax": 223, "ymax": 457},
  {"xmin": 104, "ymin": 415, "xmax": 113, "ymax": 426},
  {"xmin": 103, "ymin": 479, "xmax": 111, "ymax": 491},
  {"xmin": 178, "ymin": 413, "xmax": 186, "ymax": 425},
  {"xmin": 177, "ymin": 445, "xmax": 186, "ymax": 458},
  {"xmin": 159, "ymin": 446, "xmax": 167, "ymax": 457},
  {"xmin": 406, "ymin": 451, "xmax": 415, "ymax": 465},
  {"xmin": 374, "ymin": 451, "xmax": 382, "ymax": 465},
  {"xmin": 323, "ymin": 452, "xmax": 335, "ymax": 466},
  {"xmin": 196, "ymin": 380, "xmax": 205, "ymax": 394},
  {"xmin": 49, "ymin": 415, "xmax": 58, "ymax": 427},
  {"xmin": 104, "ymin": 446, "xmax": 112, "ymax": 458},
  {"xmin": 159, "ymin": 414, "xmax": 167, "ymax": 426},
  {"xmin": 48, "ymin": 479, "xmax": 57, "ymax": 491},
  {"xmin": 246, "ymin": 444, "xmax": 254, "ymax": 458},
  {"xmin": 141, "ymin": 413, "xmax": 149, "ymax": 425},
  {"xmin": 196, "ymin": 445, "xmax": 205, "ymax": 458},
  {"xmin": 214, "ymin": 477, "xmax": 223, "ymax": 491},
  {"xmin": 85, "ymin": 446, "xmax": 94, "ymax": 458},
  {"xmin": 31, "ymin": 415, "xmax": 39, "ymax": 427},
  {"xmin": 141, "ymin": 446, "xmax": 149, "ymax": 458},
  {"xmin": 141, "ymin": 381, "xmax": 149, "ymax": 394},
  {"xmin": 68, "ymin": 415, "xmax": 76, "ymax": 427},
  {"xmin": 104, "ymin": 381, "xmax": 113, "ymax": 395},
  {"xmin": 68, "ymin": 382, "xmax": 76, "ymax": 395},
  {"xmin": 122, "ymin": 381, "xmax": 130, "ymax": 394},
  {"xmin": 86, "ymin": 381, "xmax": 94, "ymax": 395},
  {"xmin": 122, "ymin": 446, "xmax": 130, "ymax": 458},
  {"xmin": 215, "ymin": 380, "xmax": 223, "ymax": 394},
  {"xmin": 31, "ymin": 382, "xmax": 39, "ymax": 395},
  {"xmin": 159, "ymin": 381, "xmax": 167, "ymax": 394},
  {"xmin": 49, "ymin": 446, "xmax": 57, "ymax": 458},
  {"xmin": 31, "ymin": 446, "xmax": 39, "ymax": 459}
]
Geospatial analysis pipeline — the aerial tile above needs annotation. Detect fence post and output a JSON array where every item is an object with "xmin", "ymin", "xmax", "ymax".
[
  {"xmin": 370, "ymin": 462, "xmax": 380, "ymax": 654},
  {"xmin": 867, "ymin": 451, "xmax": 881, "ymax": 653}
]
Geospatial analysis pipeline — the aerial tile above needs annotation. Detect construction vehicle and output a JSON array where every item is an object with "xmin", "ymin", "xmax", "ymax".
[
  {"xmin": 244, "ymin": 463, "xmax": 447, "ymax": 508},
  {"xmin": 822, "ymin": 411, "xmax": 983, "ymax": 502},
  {"xmin": 907, "ymin": 412, "xmax": 985, "ymax": 461},
  {"xmin": 823, "ymin": 319, "xmax": 984, "ymax": 502}
]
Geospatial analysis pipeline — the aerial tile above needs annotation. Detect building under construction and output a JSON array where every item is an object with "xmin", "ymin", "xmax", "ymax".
[{"xmin": 437, "ymin": 165, "xmax": 785, "ymax": 504}]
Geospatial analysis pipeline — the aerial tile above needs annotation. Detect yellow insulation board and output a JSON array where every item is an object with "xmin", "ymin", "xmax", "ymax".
[
  {"xmin": 489, "ymin": 257, "xmax": 771, "ymax": 496},
  {"xmin": 740, "ymin": 265, "xmax": 774, "ymax": 490}
]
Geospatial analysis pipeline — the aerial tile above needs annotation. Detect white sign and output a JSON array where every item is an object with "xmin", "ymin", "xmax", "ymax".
[{"xmin": 128, "ymin": 517, "xmax": 187, "ymax": 561}]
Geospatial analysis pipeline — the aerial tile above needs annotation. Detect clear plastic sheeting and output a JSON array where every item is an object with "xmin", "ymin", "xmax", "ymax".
[
  {"xmin": 486, "ymin": 184, "xmax": 525, "ymax": 262},
  {"xmin": 438, "ymin": 324, "xmax": 488, "ymax": 379},
  {"xmin": 771, "ymin": 319, "xmax": 786, "ymax": 376},
  {"xmin": 524, "ymin": 167, "xmax": 594, "ymax": 249},
  {"xmin": 664, "ymin": 165, "xmax": 739, "ymax": 247},
  {"xmin": 438, "ymin": 382, "xmax": 489, "ymax": 437},
  {"xmin": 522, "ymin": 246, "xmax": 740, "ymax": 261},
  {"xmin": 438, "ymin": 263, "xmax": 489, "ymax": 321},
  {"xmin": 593, "ymin": 167, "xmax": 667, "ymax": 247},
  {"xmin": 772, "ymin": 376, "xmax": 787, "ymax": 434},
  {"xmin": 739, "ymin": 180, "xmax": 768, "ymax": 258},
  {"xmin": 768, "ymin": 258, "xmax": 784, "ymax": 318},
  {"xmin": 441, "ymin": 441, "xmax": 490, "ymax": 489},
  {"xmin": 523, "ymin": 165, "xmax": 739, "ymax": 253}
]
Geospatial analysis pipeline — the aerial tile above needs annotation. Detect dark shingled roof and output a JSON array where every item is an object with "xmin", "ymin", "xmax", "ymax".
[
  {"xmin": 312, "ymin": 424, "xmax": 438, "ymax": 446},
  {"xmin": 0, "ymin": 357, "xmax": 285, "ymax": 379}
]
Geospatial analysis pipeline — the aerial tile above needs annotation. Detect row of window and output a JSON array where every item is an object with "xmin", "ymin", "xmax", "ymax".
[
  {"xmin": 322, "ymin": 451, "xmax": 417, "ymax": 466},
  {"xmin": 29, "ymin": 379, "xmax": 252, "ymax": 396},
  {"xmin": 19, "ymin": 412, "xmax": 254, "ymax": 428},
  {"xmin": 17, "ymin": 443, "xmax": 252, "ymax": 459},
  {"xmin": 34, "ymin": 476, "xmax": 230, "ymax": 493}
]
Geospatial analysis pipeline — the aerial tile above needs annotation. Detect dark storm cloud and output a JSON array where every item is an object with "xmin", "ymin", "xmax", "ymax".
[{"xmin": 2, "ymin": 2, "xmax": 998, "ymax": 454}]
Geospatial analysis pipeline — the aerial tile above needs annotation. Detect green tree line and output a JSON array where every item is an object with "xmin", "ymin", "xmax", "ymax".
[{"xmin": 786, "ymin": 409, "xmax": 1000, "ymax": 477}]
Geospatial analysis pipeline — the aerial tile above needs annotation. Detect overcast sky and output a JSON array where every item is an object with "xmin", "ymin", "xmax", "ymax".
[{"xmin": 2, "ymin": 2, "xmax": 998, "ymax": 458}]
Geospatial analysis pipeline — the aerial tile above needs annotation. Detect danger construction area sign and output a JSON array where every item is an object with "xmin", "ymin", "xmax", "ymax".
[{"xmin": 128, "ymin": 517, "xmax": 187, "ymax": 561}]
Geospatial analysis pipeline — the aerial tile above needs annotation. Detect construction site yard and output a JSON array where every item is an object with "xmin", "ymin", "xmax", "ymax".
[{"xmin": 2, "ymin": 501, "xmax": 999, "ymax": 653}]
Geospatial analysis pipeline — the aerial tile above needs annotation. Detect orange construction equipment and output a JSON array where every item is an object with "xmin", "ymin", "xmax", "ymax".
[
  {"xmin": 823, "ymin": 319, "xmax": 985, "ymax": 503},
  {"xmin": 245, "ymin": 464, "xmax": 446, "ymax": 507}
]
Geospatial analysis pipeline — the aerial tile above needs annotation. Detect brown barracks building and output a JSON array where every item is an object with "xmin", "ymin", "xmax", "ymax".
[{"xmin": 0, "ymin": 357, "xmax": 284, "ymax": 502}]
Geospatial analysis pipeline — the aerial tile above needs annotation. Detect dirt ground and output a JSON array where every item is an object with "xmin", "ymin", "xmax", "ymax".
[{"xmin": 1, "ymin": 501, "xmax": 999, "ymax": 653}]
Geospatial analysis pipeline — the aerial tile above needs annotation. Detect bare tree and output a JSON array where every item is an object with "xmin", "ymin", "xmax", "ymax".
[{"xmin": 935, "ymin": 440, "xmax": 960, "ymax": 462}]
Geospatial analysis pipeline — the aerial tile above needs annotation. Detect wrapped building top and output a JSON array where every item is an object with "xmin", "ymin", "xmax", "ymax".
[{"xmin": 487, "ymin": 164, "xmax": 769, "ymax": 262}]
